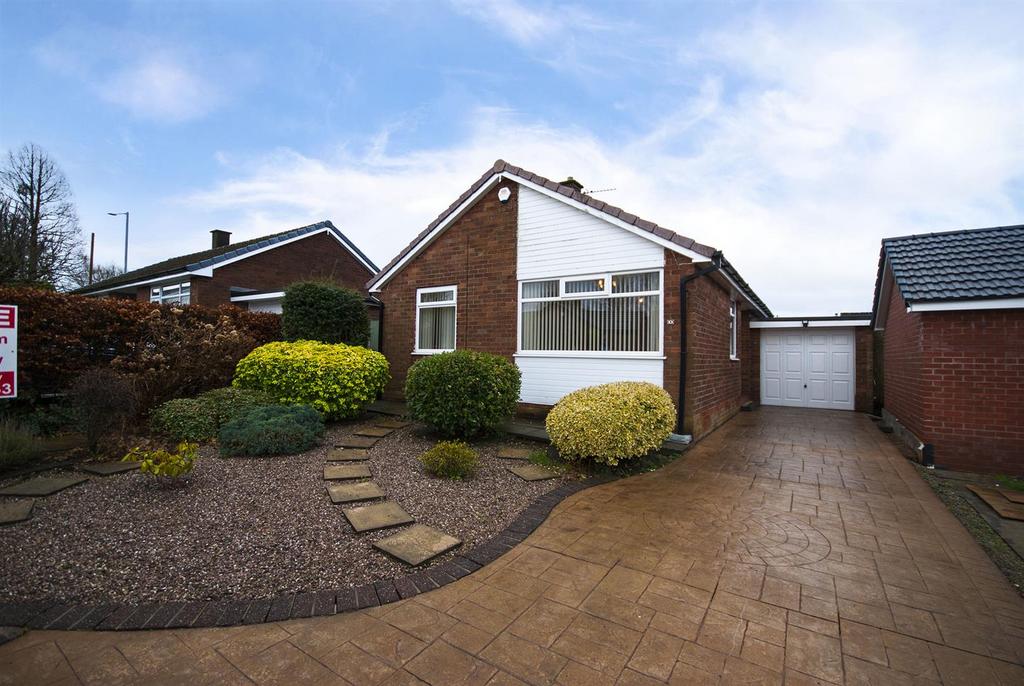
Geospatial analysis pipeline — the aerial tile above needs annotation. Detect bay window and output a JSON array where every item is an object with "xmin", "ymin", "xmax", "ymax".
[
  {"xmin": 150, "ymin": 281, "xmax": 190, "ymax": 305},
  {"xmin": 519, "ymin": 270, "xmax": 661, "ymax": 354},
  {"xmin": 415, "ymin": 285, "xmax": 457, "ymax": 353}
]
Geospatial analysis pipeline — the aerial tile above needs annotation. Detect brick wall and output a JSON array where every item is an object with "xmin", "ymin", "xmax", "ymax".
[
  {"xmin": 744, "ymin": 328, "xmax": 761, "ymax": 403},
  {"xmin": 881, "ymin": 268, "xmax": 927, "ymax": 440},
  {"xmin": 918, "ymin": 309, "xmax": 1024, "ymax": 473},
  {"xmin": 135, "ymin": 232, "xmax": 373, "ymax": 308},
  {"xmin": 376, "ymin": 183, "xmax": 518, "ymax": 399}
]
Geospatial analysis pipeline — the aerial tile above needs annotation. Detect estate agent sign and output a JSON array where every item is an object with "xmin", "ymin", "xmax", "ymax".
[{"xmin": 0, "ymin": 305, "xmax": 16, "ymax": 398}]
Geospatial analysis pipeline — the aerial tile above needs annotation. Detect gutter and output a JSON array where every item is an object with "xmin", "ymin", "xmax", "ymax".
[{"xmin": 677, "ymin": 251, "xmax": 723, "ymax": 433}]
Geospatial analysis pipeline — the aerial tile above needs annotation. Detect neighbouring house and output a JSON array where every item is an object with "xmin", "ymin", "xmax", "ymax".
[
  {"xmin": 871, "ymin": 224, "xmax": 1024, "ymax": 474},
  {"xmin": 367, "ymin": 160, "xmax": 775, "ymax": 440},
  {"xmin": 76, "ymin": 220, "xmax": 383, "ymax": 346}
]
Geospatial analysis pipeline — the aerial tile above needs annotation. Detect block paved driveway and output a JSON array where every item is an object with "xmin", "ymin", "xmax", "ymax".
[{"xmin": 3, "ymin": 407, "xmax": 1023, "ymax": 685}]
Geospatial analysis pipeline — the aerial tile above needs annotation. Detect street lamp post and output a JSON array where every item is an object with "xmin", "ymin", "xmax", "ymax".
[{"xmin": 107, "ymin": 211, "xmax": 129, "ymax": 273}]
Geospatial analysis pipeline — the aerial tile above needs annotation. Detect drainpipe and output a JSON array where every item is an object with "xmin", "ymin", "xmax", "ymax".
[{"xmin": 677, "ymin": 251, "xmax": 723, "ymax": 433}]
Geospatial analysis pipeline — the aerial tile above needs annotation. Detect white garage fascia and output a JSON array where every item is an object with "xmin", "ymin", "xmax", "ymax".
[{"xmin": 751, "ymin": 319, "xmax": 870, "ymax": 328}]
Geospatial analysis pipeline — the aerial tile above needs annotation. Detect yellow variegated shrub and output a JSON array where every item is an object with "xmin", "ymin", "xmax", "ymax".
[
  {"xmin": 545, "ymin": 381, "xmax": 675, "ymax": 466},
  {"xmin": 232, "ymin": 340, "xmax": 389, "ymax": 420}
]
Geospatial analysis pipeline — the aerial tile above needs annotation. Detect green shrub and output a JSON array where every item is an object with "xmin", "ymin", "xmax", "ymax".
[
  {"xmin": 0, "ymin": 418, "xmax": 47, "ymax": 471},
  {"xmin": 546, "ymin": 381, "xmax": 675, "ymax": 466},
  {"xmin": 405, "ymin": 350, "xmax": 521, "ymax": 438},
  {"xmin": 232, "ymin": 340, "xmax": 389, "ymax": 419},
  {"xmin": 282, "ymin": 281, "xmax": 370, "ymax": 346},
  {"xmin": 218, "ymin": 404, "xmax": 324, "ymax": 457},
  {"xmin": 125, "ymin": 442, "xmax": 198, "ymax": 481},
  {"xmin": 150, "ymin": 388, "xmax": 278, "ymax": 442},
  {"xmin": 419, "ymin": 440, "xmax": 479, "ymax": 479},
  {"xmin": 67, "ymin": 369, "xmax": 137, "ymax": 454}
]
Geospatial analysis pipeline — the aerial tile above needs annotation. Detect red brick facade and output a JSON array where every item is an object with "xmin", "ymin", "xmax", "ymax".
[
  {"xmin": 881, "ymin": 267, "xmax": 1024, "ymax": 473},
  {"xmin": 376, "ymin": 183, "xmax": 519, "ymax": 399},
  {"xmin": 135, "ymin": 232, "xmax": 373, "ymax": 307}
]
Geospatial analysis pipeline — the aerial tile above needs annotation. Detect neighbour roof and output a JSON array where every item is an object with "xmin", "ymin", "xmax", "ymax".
[
  {"xmin": 368, "ymin": 159, "xmax": 771, "ymax": 317},
  {"xmin": 871, "ymin": 224, "xmax": 1024, "ymax": 314},
  {"xmin": 77, "ymin": 220, "xmax": 378, "ymax": 294}
]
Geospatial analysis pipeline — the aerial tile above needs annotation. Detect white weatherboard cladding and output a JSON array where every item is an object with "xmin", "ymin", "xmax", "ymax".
[
  {"xmin": 516, "ymin": 185, "xmax": 664, "ymax": 281},
  {"xmin": 516, "ymin": 356, "xmax": 664, "ymax": 405}
]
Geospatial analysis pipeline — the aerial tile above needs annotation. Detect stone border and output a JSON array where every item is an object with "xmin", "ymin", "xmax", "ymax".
[{"xmin": 0, "ymin": 476, "xmax": 613, "ymax": 633}]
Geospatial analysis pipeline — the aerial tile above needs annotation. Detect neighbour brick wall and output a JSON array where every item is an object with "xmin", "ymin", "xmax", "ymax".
[
  {"xmin": 744, "ymin": 328, "xmax": 760, "ymax": 403},
  {"xmin": 854, "ymin": 327, "xmax": 874, "ymax": 413},
  {"xmin": 376, "ymin": 183, "xmax": 518, "ymax": 399},
  {"xmin": 881, "ymin": 268, "xmax": 927, "ymax": 440},
  {"xmin": 918, "ymin": 309, "xmax": 1024, "ymax": 473}
]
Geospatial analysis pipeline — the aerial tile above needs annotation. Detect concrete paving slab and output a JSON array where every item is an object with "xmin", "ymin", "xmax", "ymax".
[
  {"xmin": 374, "ymin": 418, "xmax": 411, "ymax": 429},
  {"xmin": 337, "ymin": 436, "xmax": 379, "ymax": 449},
  {"xmin": 326, "ymin": 448, "xmax": 370, "ymax": 462},
  {"xmin": 324, "ymin": 464, "xmax": 372, "ymax": 481},
  {"xmin": 326, "ymin": 481, "xmax": 385, "ymax": 504},
  {"xmin": 0, "ymin": 499, "xmax": 34, "ymax": 525},
  {"xmin": 507, "ymin": 464, "xmax": 559, "ymax": 481},
  {"xmin": 80, "ymin": 461, "xmax": 140, "ymax": 476},
  {"xmin": 344, "ymin": 501, "xmax": 414, "ymax": 532},
  {"xmin": 496, "ymin": 448, "xmax": 533, "ymax": 460},
  {"xmin": 374, "ymin": 524, "xmax": 461, "ymax": 565},
  {"xmin": 0, "ymin": 475, "xmax": 88, "ymax": 497},
  {"xmin": 356, "ymin": 426, "xmax": 394, "ymax": 438}
]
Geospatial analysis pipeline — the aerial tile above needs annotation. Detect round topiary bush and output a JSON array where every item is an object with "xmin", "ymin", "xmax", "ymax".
[
  {"xmin": 419, "ymin": 440, "xmax": 479, "ymax": 479},
  {"xmin": 405, "ymin": 350, "xmax": 521, "ymax": 438},
  {"xmin": 232, "ymin": 340, "xmax": 389, "ymax": 420},
  {"xmin": 545, "ymin": 381, "xmax": 675, "ymax": 466},
  {"xmin": 218, "ymin": 405, "xmax": 324, "ymax": 457},
  {"xmin": 281, "ymin": 281, "xmax": 370, "ymax": 346}
]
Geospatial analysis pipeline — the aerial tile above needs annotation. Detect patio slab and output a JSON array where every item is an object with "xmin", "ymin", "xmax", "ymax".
[
  {"xmin": 337, "ymin": 436, "xmax": 379, "ymax": 449},
  {"xmin": 497, "ymin": 447, "xmax": 533, "ymax": 460},
  {"xmin": 374, "ymin": 418, "xmax": 411, "ymax": 429},
  {"xmin": 343, "ymin": 501, "xmax": 414, "ymax": 532},
  {"xmin": 507, "ymin": 464, "xmax": 559, "ymax": 481},
  {"xmin": 355, "ymin": 426, "xmax": 394, "ymax": 437},
  {"xmin": 80, "ymin": 461, "xmax": 139, "ymax": 476},
  {"xmin": 374, "ymin": 524, "xmax": 461, "ymax": 565},
  {"xmin": 0, "ymin": 475, "xmax": 88, "ymax": 497},
  {"xmin": 326, "ymin": 481, "xmax": 385, "ymax": 504},
  {"xmin": 0, "ymin": 499, "xmax": 34, "ymax": 525},
  {"xmin": 326, "ymin": 448, "xmax": 370, "ymax": 462},
  {"xmin": 323, "ymin": 464, "xmax": 372, "ymax": 481}
]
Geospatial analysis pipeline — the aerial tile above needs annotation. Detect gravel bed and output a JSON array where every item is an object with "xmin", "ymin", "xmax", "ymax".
[{"xmin": 0, "ymin": 417, "xmax": 567, "ymax": 604}]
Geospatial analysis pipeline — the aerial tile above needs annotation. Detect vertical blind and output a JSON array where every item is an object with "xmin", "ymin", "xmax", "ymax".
[
  {"xmin": 417, "ymin": 287, "xmax": 457, "ymax": 351},
  {"xmin": 520, "ymin": 271, "xmax": 660, "ymax": 353}
]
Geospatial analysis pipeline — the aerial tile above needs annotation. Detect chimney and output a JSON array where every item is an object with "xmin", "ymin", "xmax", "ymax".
[
  {"xmin": 560, "ymin": 176, "xmax": 584, "ymax": 192},
  {"xmin": 210, "ymin": 229, "xmax": 232, "ymax": 249}
]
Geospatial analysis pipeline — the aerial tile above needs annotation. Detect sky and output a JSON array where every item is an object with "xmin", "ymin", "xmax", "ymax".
[{"xmin": 1, "ymin": 0, "xmax": 1021, "ymax": 315}]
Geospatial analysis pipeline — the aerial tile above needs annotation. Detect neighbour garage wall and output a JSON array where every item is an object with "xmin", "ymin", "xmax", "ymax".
[
  {"xmin": 376, "ymin": 184, "xmax": 519, "ymax": 399},
  {"xmin": 881, "ymin": 268, "xmax": 927, "ymax": 441}
]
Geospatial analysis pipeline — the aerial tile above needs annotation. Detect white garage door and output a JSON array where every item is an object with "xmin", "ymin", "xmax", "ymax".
[{"xmin": 760, "ymin": 328, "xmax": 855, "ymax": 410}]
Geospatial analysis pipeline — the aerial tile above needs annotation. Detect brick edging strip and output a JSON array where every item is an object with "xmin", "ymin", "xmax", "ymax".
[{"xmin": 0, "ymin": 474, "xmax": 615, "ymax": 633}]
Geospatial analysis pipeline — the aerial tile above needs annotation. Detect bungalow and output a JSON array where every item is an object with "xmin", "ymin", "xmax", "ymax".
[
  {"xmin": 367, "ymin": 160, "xmax": 774, "ymax": 439},
  {"xmin": 77, "ymin": 220, "xmax": 382, "ymax": 345},
  {"xmin": 871, "ymin": 224, "xmax": 1024, "ymax": 474}
]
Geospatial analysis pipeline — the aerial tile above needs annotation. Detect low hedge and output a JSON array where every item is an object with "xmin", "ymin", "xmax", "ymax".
[
  {"xmin": 150, "ymin": 387, "xmax": 277, "ymax": 442},
  {"xmin": 405, "ymin": 350, "xmax": 520, "ymax": 438},
  {"xmin": 545, "ymin": 381, "xmax": 675, "ymax": 466},
  {"xmin": 232, "ymin": 340, "xmax": 389, "ymax": 420},
  {"xmin": 218, "ymin": 405, "xmax": 324, "ymax": 457}
]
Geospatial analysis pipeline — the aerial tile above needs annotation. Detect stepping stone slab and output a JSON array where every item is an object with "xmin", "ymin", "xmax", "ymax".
[
  {"xmin": 374, "ymin": 524, "xmax": 462, "ymax": 565},
  {"xmin": 324, "ymin": 464, "xmax": 372, "ymax": 481},
  {"xmin": 326, "ymin": 448, "xmax": 370, "ymax": 462},
  {"xmin": 80, "ymin": 461, "xmax": 139, "ymax": 476},
  {"xmin": 967, "ymin": 485, "xmax": 1024, "ymax": 521},
  {"xmin": 337, "ymin": 436, "xmax": 378, "ymax": 449},
  {"xmin": 507, "ymin": 464, "xmax": 559, "ymax": 482},
  {"xmin": 355, "ymin": 426, "xmax": 393, "ymax": 438},
  {"xmin": 327, "ymin": 481, "xmax": 385, "ymax": 504},
  {"xmin": 0, "ymin": 500, "xmax": 34, "ymax": 525},
  {"xmin": 344, "ymin": 501, "xmax": 414, "ymax": 533},
  {"xmin": 997, "ymin": 488, "xmax": 1024, "ymax": 505},
  {"xmin": 374, "ymin": 418, "xmax": 410, "ymax": 429},
  {"xmin": 497, "ymin": 447, "xmax": 534, "ymax": 460},
  {"xmin": 0, "ymin": 475, "xmax": 88, "ymax": 497}
]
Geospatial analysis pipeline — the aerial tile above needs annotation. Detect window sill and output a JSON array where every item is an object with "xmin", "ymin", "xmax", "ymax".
[
  {"xmin": 412, "ymin": 350, "xmax": 454, "ymax": 356},
  {"xmin": 730, "ymin": 355, "xmax": 740, "ymax": 361},
  {"xmin": 515, "ymin": 352, "xmax": 666, "ymax": 360}
]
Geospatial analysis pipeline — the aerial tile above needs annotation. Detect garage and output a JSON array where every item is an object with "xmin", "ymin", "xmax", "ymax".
[{"xmin": 752, "ymin": 316, "xmax": 871, "ymax": 411}]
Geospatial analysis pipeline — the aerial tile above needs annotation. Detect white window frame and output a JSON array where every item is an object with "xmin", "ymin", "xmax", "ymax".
[
  {"xmin": 414, "ymin": 285, "xmax": 458, "ymax": 355},
  {"xmin": 729, "ymin": 299, "xmax": 739, "ymax": 360},
  {"xmin": 517, "ymin": 268, "xmax": 664, "ymax": 358},
  {"xmin": 150, "ymin": 281, "xmax": 191, "ymax": 305}
]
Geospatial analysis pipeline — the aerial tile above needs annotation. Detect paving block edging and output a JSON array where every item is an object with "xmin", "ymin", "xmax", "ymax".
[{"xmin": 0, "ymin": 475, "xmax": 614, "ymax": 634}]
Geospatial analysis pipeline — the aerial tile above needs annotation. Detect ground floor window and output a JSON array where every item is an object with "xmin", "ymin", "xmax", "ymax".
[
  {"xmin": 519, "ymin": 270, "xmax": 661, "ymax": 354},
  {"xmin": 415, "ymin": 285, "xmax": 457, "ymax": 353},
  {"xmin": 150, "ymin": 282, "xmax": 190, "ymax": 305}
]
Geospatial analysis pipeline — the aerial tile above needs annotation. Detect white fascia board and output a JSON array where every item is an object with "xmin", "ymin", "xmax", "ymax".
[
  {"xmin": 82, "ymin": 270, "xmax": 198, "ymax": 296},
  {"xmin": 908, "ymin": 297, "xmax": 1024, "ymax": 312},
  {"xmin": 750, "ymin": 320, "xmax": 870, "ymax": 329},
  {"xmin": 709, "ymin": 269, "xmax": 771, "ymax": 319},
  {"xmin": 205, "ymin": 227, "xmax": 377, "ymax": 275},
  {"xmin": 368, "ymin": 175, "xmax": 502, "ymax": 292},
  {"xmin": 230, "ymin": 291, "xmax": 285, "ymax": 303}
]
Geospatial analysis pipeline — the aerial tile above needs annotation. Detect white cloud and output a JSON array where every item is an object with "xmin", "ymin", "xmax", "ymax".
[{"xmin": 180, "ymin": 6, "xmax": 1024, "ymax": 315}]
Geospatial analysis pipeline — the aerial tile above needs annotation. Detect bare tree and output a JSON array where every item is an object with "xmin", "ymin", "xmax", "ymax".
[
  {"xmin": 0, "ymin": 143, "xmax": 83, "ymax": 288},
  {"xmin": 67, "ymin": 254, "xmax": 124, "ymax": 290}
]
